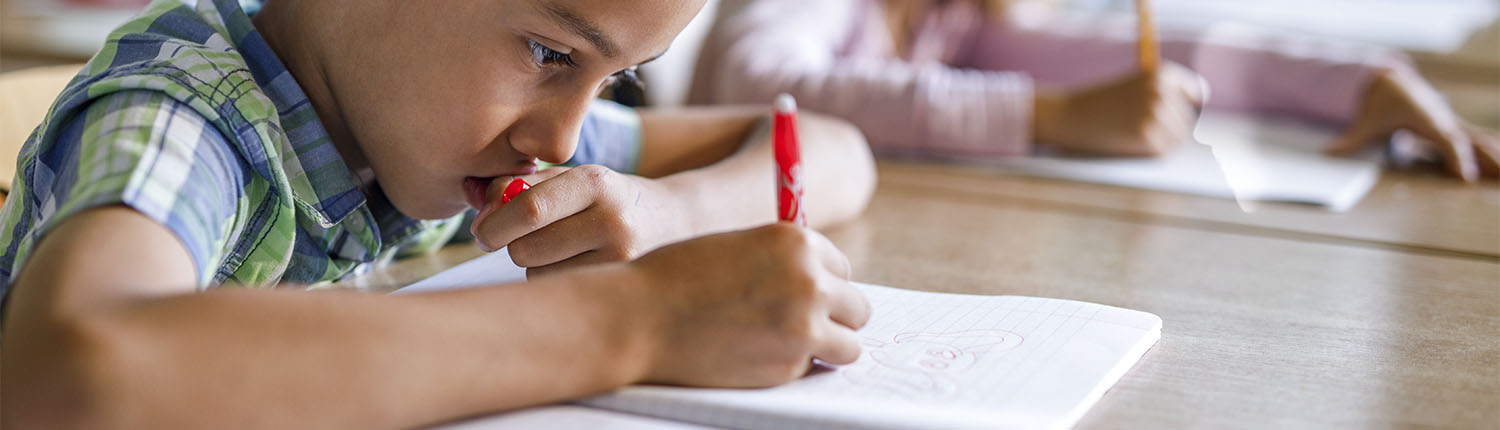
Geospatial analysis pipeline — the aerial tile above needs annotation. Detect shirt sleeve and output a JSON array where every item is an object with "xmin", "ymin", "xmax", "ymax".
[
  {"xmin": 567, "ymin": 99, "xmax": 644, "ymax": 173},
  {"xmin": 16, "ymin": 90, "xmax": 246, "ymax": 286},
  {"xmin": 697, "ymin": 0, "xmax": 1036, "ymax": 159},
  {"xmin": 966, "ymin": 15, "xmax": 1413, "ymax": 124}
]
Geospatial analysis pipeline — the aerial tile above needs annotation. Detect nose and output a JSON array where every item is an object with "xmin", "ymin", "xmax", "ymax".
[{"xmin": 508, "ymin": 84, "xmax": 601, "ymax": 164}]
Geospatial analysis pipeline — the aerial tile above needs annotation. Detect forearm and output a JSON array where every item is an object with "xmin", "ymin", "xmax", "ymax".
[
  {"xmin": 661, "ymin": 111, "xmax": 875, "ymax": 233},
  {"xmin": 2, "ymin": 265, "xmax": 649, "ymax": 429},
  {"xmin": 712, "ymin": 36, "xmax": 1034, "ymax": 157},
  {"xmin": 970, "ymin": 15, "xmax": 1407, "ymax": 123}
]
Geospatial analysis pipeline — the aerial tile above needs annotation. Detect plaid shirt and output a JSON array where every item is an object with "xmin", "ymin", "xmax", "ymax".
[{"xmin": 0, "ymin": 0, "xmax": 642, "ymax": 305}]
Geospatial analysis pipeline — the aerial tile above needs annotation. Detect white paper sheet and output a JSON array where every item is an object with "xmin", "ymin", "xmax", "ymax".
[
  {"xmin": 958, "ymin": 112, "xmax": 1381, "ymax": 212},
  {"xmin": 581, "ymin": 283, "xmax": 1161, "ymax": 430},
  {"xmin": 397, "ymin": 252, "xmax": 1161, "ymax": 429}
]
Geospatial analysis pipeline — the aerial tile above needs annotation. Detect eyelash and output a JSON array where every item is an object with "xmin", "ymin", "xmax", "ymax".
[
  {"xmin": 527, "ymin": 39, "xmax": 577, "ymax": 68},
  {"xmin": 526, "ymin": 38, "xmax": 644, "ymax": 89}
]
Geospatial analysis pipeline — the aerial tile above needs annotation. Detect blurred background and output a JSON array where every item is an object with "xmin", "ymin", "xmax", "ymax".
[{"xmin": 1, "ymin": 0, "xmax": 1496, "ymax": 124}]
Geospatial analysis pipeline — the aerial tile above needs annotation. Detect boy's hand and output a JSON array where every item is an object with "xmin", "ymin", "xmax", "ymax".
[
  {"xmin": 1033, "ymin": 62, "xmax": 1207, "ymax": 157},
  {"xmin": 470, "ymin": 164, "xmax": 693, "ymax": 277},
  {"xmin": 616, "ymin": 224, "xmax": 871, "ymax": 387},
  {"xmin": 1326, "ymin": 68, "xmax": 1500, "ymax": 182}
]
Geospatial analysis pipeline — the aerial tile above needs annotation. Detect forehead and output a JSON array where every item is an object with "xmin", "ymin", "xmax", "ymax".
[{"xmin": 535, "ymin": 0, "xmax": 705, "ymax": 61}]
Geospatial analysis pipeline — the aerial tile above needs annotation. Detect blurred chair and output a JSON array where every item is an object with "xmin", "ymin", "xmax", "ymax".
[{"xmin": 0, "ymin": 63, "xmax": 81, "ymax": 192}]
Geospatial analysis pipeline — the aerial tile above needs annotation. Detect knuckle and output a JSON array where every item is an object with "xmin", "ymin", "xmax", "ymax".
[
  {"xmin": 600, "ymin": 241, "xmax": 634, "ymax": 262},
  {"xmin": 515, "ymin": 197, "xmax": 548, "ymax": 229},
  {"xmin": 762, "ymin": 223, "xmax": 810, "ymax": 251},
  {"xmin": 573, "ymin": 164, "xmax": 612, "ymax": 186},
  {"xmin": 779, "ymin": 320, "xmax": 817, "ymax": 350},
  {"xmin": 783, "ymin": 271, "xmax": 821, "ymax": 302}
]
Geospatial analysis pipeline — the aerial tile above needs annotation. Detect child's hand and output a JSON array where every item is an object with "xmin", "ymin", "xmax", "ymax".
[
  {"xmin": 1033, "ymin": 62, "xmax": 1207, "ymax": 157},
  {"xmin": 469, "ymin": 164, "xmax": 693, "ymax": 276},
  {"xmin": 620, "ymin": 223, "xmax": 871, "ymax": 387},
  {"xmin": 1326, "ymin": 68, "xmax": 1500, "ymax": 182}
]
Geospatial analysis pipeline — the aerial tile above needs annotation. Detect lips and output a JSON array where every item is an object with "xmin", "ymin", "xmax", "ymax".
[
  {"xmin": 463, "ymin": 177, "xmax": 496, "ymax": 211},
  {"xmin": 462, "ymin": 161, "xmax": 539, "ymax": 211}
]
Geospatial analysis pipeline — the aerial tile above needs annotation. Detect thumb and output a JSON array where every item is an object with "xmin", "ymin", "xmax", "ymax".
[{"xmin": 1184, "ymin": 71, "xmax": 1210, "ymax": 109}]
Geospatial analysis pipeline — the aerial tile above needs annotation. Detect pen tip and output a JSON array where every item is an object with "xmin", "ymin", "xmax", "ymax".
[{"xmin": 774, "ymin": 93, "xmax": 797, "ymax": 113}]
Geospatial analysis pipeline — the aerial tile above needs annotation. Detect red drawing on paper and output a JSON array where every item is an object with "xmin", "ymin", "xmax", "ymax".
[{"xmin": 841, "ymin": 330, "xmax": 1023, "ymax": 399}]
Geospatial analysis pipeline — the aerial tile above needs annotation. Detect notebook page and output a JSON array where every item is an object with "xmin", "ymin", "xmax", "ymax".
[
  {"xmin": 395, "ymin": 253, "xmax": 1162, "ymax": 429},
  {"xmin": 580, "ymin": 283, "xmax": 1162, "ymax": 429},
  {"xmin": 921, "ymin": 111, "xmax": 1381, "ymax": 212},
  {"xmin": 395, "ymin": 251, "xmax": 528, "ymax": 293}
]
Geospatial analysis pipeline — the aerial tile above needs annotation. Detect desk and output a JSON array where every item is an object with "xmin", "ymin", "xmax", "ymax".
[{"xmin": 344, "ymin": 160, "xmax": 1499, "ymax": 429}]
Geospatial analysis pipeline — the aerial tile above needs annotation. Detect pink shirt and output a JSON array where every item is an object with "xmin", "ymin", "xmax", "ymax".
[{"xmin": 689, "ymin": 0, "xmax": 1413, "ymax": 157}]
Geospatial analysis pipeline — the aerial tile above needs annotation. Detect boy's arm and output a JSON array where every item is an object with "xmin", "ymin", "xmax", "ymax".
[
  {"xmin": 470, "ymin": 106, "xmax": 876, "ymax": 276},
  {"xmin": 2, "ymin": 206, "xmax": 870, "ymax": 428},
  {"xmin": 636, "ymin": 105, "xmax": 877, "ymax": 233}
]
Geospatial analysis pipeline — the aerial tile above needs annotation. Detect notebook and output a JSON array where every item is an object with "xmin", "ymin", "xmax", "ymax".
[
  {"xmin": 932, "ymin": 111, "xmax": 1383, "ymax": 212},
  {"xmin": 399, "ymin": 251, "xmax": 1162, "ymax": 429}
]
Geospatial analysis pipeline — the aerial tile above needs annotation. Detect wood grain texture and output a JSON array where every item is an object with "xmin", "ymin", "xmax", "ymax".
[
  {"xmin": 875, "ymin": 160, "xmax": 1500, "ymax": 259},
  {"xmin": 828, "ymin": 186, "xmax": 1499, "ymax": 429}
]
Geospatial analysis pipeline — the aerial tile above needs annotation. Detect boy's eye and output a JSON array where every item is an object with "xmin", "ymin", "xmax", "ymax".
[{"xmin": 527, "ymin": 39, "xmax": 577, "ymax": 68}]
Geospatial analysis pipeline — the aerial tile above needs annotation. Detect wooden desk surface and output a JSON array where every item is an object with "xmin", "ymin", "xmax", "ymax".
[
  {"xmin": 878, "ymin": 161, "xmax": 1500, "ymax": 259},
  {"xmin": 349, "ymin": 163, "xmax": 1499, "ymax": 429}
]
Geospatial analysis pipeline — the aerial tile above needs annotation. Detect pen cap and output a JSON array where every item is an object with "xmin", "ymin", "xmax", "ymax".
[{"xmin": 774, "ymin": 93, "xmax": 797, "ymax": 114}]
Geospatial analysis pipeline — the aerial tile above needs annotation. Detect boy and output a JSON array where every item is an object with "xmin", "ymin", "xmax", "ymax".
[{"xmin": 0, "ymin": 0, "xmax": 877, "ymax": 427}]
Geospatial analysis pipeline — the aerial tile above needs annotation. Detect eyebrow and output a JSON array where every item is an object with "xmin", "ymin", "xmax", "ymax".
[{"xmin": 540, "ymin": 2, "xmax": 621, "ymax": 59}]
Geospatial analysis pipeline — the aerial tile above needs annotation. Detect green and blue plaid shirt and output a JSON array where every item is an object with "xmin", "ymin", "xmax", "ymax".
[{"xmin": 0, "ymin": 0, "xmax": 642, "ymax": 306}]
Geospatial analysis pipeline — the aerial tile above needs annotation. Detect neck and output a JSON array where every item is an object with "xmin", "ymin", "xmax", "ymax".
[{"xmin": 251, "ymin": 0, "xmax": 378, "ymax": 190}]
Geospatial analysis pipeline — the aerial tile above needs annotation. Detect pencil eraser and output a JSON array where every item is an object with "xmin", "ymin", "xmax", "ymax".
[
  {"xmin": 774, "ymin": 93, "xmax": 797, "ymax": 114},
  {"xmin": 500, "ymin": 178, "xmax": 530, "ymax": 204}
]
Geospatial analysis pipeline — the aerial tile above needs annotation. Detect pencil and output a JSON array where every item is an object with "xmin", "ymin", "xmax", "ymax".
[{"xmin": 1136, "ymin": 0, "xmax": 1158, "ymax": 75}]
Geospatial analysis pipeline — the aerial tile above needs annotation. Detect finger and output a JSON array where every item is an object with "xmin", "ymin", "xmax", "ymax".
[
  {"xmin": 1468, "ymin": 127, "xmax": 1500, "ymax": 179},
  {"xmin": 1411, "ymin": 122, "xmax": 1479, "ymax": 182},
  {"xmin": 1326, "ymin": 118, "xmax": 1392, "ymax": 157},
  {"xmin": 476, "ymin": 167, "xmax": 571, "ymax": 215},
  {"xmin": 519, "ymin": 166, "xmax": 571, "ymax": 184},
  {"xmin": 1370, "ymin": 75, "xmax": 1478, "ymax": 181},
  {"xmin": 811, "ymin": 320, "xmax": 864, "ymax": 365},
  {"xmin": 524, "ymin": 250, "xmax": 619, "ymax": 279},
  {"xmin": 1155, "ymin": 92, "xmax": 1197, "ymax": 149},
  {"xmin": 804, "ymin": 229, "xmax": 852, "ymax": 280},
  {"xmin": 1137, "ymin": 121, "xmax": 1176, "ymax": 157},
  {"xmin": 506, "ymin": 210, "xmax": 611, "ymax": 267},
  {"xmin": 472, "ymin": 166, "xmax": 612, "ymax": 251},
  {"xmin": 821, "ymin": 271, "xmax": 872, "ymax": 330},
  {"xmin": 1164, "ymin": 63, "xmax": 1208, "ymax": 108}
]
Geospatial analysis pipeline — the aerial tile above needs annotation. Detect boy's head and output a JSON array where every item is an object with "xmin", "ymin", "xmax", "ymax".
[{"xmin": 255, "ymin": 0, "xmax": 704, "ymax": 219}]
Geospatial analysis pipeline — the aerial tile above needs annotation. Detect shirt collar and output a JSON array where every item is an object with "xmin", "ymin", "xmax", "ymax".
[{"xmin": 206, "ymin": 0, "xmax": 421, "ymax": 235}]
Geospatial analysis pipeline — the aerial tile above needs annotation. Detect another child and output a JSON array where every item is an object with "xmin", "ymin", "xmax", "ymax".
[
  {"xmin": 691, "ymin": 0, "xmax": 1498, "ymax": 181},
  {"xmin": 0, "ymin": 0, "xmax": 877, "ymax": 427}
]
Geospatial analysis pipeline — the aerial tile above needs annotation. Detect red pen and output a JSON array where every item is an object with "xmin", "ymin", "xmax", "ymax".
[{"xmin": 773, "ymin": 94, "xmax": 806, "ymax": 226}]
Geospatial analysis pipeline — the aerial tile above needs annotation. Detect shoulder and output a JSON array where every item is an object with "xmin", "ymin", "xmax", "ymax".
[{"xmin": 10, "ymin": 90, "xmax": 250, "ymax": 284}]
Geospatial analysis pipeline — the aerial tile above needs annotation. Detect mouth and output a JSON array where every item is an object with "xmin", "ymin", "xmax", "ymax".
[
  {"xmin": 462, "ymin": 162, "xmax": 539, "ymax": 211},
  {"xmin": 463, "ymin": 177, "xmax": 497, "ymax": 211}
]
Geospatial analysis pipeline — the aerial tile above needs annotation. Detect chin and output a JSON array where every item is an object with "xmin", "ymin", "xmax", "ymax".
[{"xmin": 386, "ymin": 191, "xmax": 467, "ymax": 220}]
